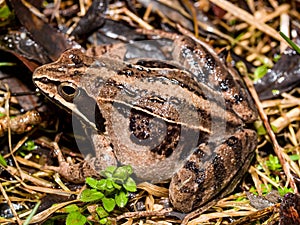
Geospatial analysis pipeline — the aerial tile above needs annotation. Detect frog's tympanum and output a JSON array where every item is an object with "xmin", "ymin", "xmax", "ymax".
[{"xmin": 33, "ymin": 31, "xmax": 257, "ymax": 212}]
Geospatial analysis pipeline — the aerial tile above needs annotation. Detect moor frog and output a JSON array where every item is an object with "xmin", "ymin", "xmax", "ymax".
[{"xmin": 33, "ymin": 31, "xmax": 257, "ymax": 213}]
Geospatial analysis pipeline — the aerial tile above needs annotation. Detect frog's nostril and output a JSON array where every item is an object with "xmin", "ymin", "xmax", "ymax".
[{"xmin": 40, "ymin": 77, "xmax": 50, "ymax": 83}]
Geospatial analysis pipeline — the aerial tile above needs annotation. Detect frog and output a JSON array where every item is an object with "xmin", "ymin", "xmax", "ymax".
[{"xmin": 32, "ymin": 30, "xmax": 257, "ymax": 213}]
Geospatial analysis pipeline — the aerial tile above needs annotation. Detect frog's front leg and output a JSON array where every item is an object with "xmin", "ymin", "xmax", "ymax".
[
  {"xmin": 44, "ymin": 133, "xmax": 117, "ymax": 184},
  {"xmin": 86, "ymin": 132, "xmax": 118, "ymax": 173},
  {"xmin": 169, "ymin": 128, "xmax": 257, "ymax": 213},
  {"xmin": 43, "ymin": 141, "xmax": 99, "ymax": 183}
]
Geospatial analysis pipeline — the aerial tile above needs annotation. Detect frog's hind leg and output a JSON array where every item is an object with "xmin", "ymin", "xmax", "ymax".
[{"xmin": 169, "ymin": 128, "xmax": 257, "ymax": 214}]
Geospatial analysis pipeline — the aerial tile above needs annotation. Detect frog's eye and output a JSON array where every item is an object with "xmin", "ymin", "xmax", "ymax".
[{"xmin": 58, "ymin": 82, "xmax": 79, "ymax": 102}]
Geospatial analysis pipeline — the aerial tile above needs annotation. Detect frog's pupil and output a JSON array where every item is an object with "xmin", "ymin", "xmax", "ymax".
[{"xmin": 62, "ymin": 85, "xmax": 76, "ymax": 95}]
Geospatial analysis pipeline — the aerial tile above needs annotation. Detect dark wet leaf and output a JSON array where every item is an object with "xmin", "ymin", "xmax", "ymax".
[{"xmin": 254, "ymin": 48, "xmax": 300, "ymax": 100}]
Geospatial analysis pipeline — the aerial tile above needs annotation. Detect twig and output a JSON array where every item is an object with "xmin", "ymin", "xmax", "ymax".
[
  {"xmin": 229, "ymin": 204, "xmax": 280, "ymax": 225},
  {"xmin": 0, "ymin": 183, "xmax": 23, "ymax": 225},
  {"xmin": 243, "ymin": 76, "xmax": 298, "ymax": 193},
  {"xmin": 115, "ymin": 208, "xmax": 173, "ymax": 221},
  {"xmin": 209, "ymin": 0, "xmax": 286, "ymax": 42}
]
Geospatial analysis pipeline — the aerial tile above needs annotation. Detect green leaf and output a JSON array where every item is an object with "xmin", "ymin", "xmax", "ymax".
[
  {"xmin": 279, "ymin": 31, "xmax": 300, "ymax": 54},
  {"xmin": 266, "ymin": 155, "xmax": 282, "ymax": 171},
  {"xmin": 254, "ymin": 121, "xmax": 266, "ymax": 135},
  {"xmin": 106, "ymin": 179, "xmax": 114, "ymax": 190},
  {"xmin": 272, "ymin": 175, "xmax": 280, "ymax": 183},
  {"xmin": 254, "ymin": 65, "xmax": 268, "ymax": 81},
  {"xmin": 100, "ymin": 166, "xmax": 116, "ymax": 178},
  {"xmin": 249, "ymin": 186, "xmax": 258, "ymax": 195},
  {"xmin": 123, "ymin": 165, "xmax": 133, "ymax": 174},
  {"xmin": 273, "ymin": 54, "xmax": 281, "ymax": 62},
  {"xmin": 106, "ymin": 166, "xmax": 117, "ymax": 173},
  {"xmin": 80, "ymin": 189, "xmax": 104, "ymax": 202},
  {"xmin": 23, "ymin": 201, "xmax": 41, "ymax": 225},
  {"xmin": 271, "ymin": 89, "xmax": 280, "ymax": 96},
  {"xmin": 112, "ymin": 166, "xmax": 133, "ymax": 184},
  {"xmin": 115, "ymin": 191, "xmax": 128, "ymax": 208},
  {"xmin": 235, "ymin": 196, "xmax": 247, "ymax": 202},
  {"xmin": 86, "ymin": 177, "xmax": 99, "ymax": 189},
  {"xmin": 271, "ymin": 124, "xmax": 278, "ymax": 133},
  {"xmin": 96, "ymin": 206, "xmax": 109, "ymax": 218},
  {"xmin": 64, "ymin": 204, "xmax": 79, "ymax": 213},
  {"xmin": 0, "ymin": 154, "xmax": 7, "ymax": 167},
  {"xmin": 278, "ymin": 186, "xmax": 293, "ymax": 196},
  {"xmin": 0, "ymin": 5, "xmax": 11, "ymax": 20},
  {"xmin": 234, "ymin": 32, "xmax": 245, "ymax": 42},
  {"xmin": 102, "ymin": 197, "xmax": 115, "ymax": 212},
  {"xmin": 21, "ymin": 140, "xmax": 37, "ymax": 151},
  {"xmin": 26, "ymin": 140, "xmax": 35, "ymax": 150},
  {"xmin": 113, "ymin": 166, "xmax": 132, "ymax": 182},
  {"xmin": 229, "ymin": 19, "xmax": 237, "ymax": 26},
  {"xmin": 112, "ymin": 181, "xmax": 122, "ymax": 190},
  {"xmin": 261, "ymin": 184, "xmax": 273, "ymax": 195},
  {"xmin": 99, "ymin": 217, "xmax": 108, "ymax": 224},
  {"xmin": 290, "ymin": 154, "xmax": 300, "ymax": 161},
  {"xmin": 66, "ymin": 212, "xmax": 86, "ymax": 225},
  {"xmin": 0, "ymin": 62, "xmax": 15, "ymax": 67},
  {"xmin": 123, "ymin": 177, "xmax": 137, "ymax": 192},
  {"xmin": 41, "ymin": 219, "xmax": 54, "ymax": 225},
  {"xmin": 96, "ymin": 179, "xmax": 108, "ymax": 191}
]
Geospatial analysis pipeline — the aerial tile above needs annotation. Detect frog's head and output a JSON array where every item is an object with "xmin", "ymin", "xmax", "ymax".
[{"xmin": 33, "ymin": 48, "xmax": 98, "ymax": 129}]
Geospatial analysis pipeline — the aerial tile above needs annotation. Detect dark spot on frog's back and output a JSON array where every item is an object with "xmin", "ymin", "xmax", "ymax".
[
  {"xmin": 129, "ymin": 108, "xmax": 181, "ymax": 158},
  {"xmin": 95, "ymin": 106, "xmax": 106, "ymax": 133},
  {"xmin": 135, "ymin": 60, "xmax": 179, "ymax": 69},
  {"xmin": 226, "ymin": 136, "xmax": 238, "ymax": 147},
  {"xmin": 195, "ymin": 169, "xmax": 206, "ymax": 185},
  {"xmin": 184, "ymin": 161, "xmax": 199, "ymax": 174},
  {"xmin": 150, "ymin": 125, "xmax": 180, "ymax": 157},
  {"xmin": 117, "ymin": 69, "xmax": 134, "ymax": 76},
  {"xmin": 72, "ymin": 70, "xmax": 85, "ymax": 79},
  {"xmin": 70, "ymin": 53, "xmax": 84, "ymax": 67},
  {"xmin": 226, "ymin": 135, "xmax": 242, "ymax": 164},
  {"xmin": 129, "ymin": 111, "xmax": 151, "ymax": 140},
  {"xmin": 201, "ymin": 47, "xmax": 216, "ymax": 69},
  {"xmin": 219, "ymin": 73, "xmax": 236, "ymax": 91},
  {"xmin": 233, "ymin": 93, "xmax": 244, "ymax": 104},
  {"xmin": 212, "ymin": 154, "xmax": 226, "ymax": 189}
]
